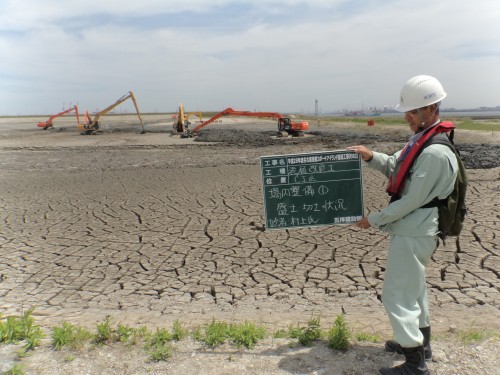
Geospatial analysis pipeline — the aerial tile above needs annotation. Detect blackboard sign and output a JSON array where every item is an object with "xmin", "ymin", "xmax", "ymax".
[{"xmin": 260, "ymin": 150, "xmax": 364, "ymax": 230}]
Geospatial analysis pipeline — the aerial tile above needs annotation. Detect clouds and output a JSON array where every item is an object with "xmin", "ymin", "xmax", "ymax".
[{"xmin": 0, "ymin": 0, "xmax": 499, "ymax": 115}]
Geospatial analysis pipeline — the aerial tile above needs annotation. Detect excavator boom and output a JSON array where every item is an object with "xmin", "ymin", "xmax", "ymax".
[
  {"xmin": 37, "ymin": 105, "xmax": 80, "ymax": 130},
  {"xmin": 190, "ymin": 108, "xmax": 308, "ymax": 136},
  {"xmin": 79, "ymin": 91, "xmax": 145, "ymax": 135}
]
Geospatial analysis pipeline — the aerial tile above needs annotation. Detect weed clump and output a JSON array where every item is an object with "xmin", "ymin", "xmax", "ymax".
[
  {"xmin": 52, "ymin": 321, "xmax": 92, "ymax": 350},
  {"xmin": 0, "ymin": 308, "xmax": 43, "ymax": 352},
  {"xmin": 327, "ymin": 314, "xmax": 351, "ymax": 351},
  {"xmin": 229, "ymin": 321, "xmax": 266, "ymax": 349}
]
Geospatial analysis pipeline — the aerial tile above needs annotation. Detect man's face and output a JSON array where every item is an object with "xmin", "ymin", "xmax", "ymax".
[{"xmin": 404, "ymin": 105, "xmax": 434, "ymax": 133}]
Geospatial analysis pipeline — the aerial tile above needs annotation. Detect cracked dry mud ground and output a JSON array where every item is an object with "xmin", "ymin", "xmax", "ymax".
[{"xmin": 0, "ymin": 116, "xmax": 499, "ymax": 374}]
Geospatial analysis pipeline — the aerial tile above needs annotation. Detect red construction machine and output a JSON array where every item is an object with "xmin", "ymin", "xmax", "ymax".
[
  {"xmin": 189, "ymin": 108, "xmax": 309, "ymax": 137},
  {"xmin": 37, "ymin": 105, "xmax": 81, "ymax": 130}
]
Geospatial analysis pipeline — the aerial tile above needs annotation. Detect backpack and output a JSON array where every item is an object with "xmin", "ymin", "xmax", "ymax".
[{"xmin": 419, "ymin": 131, "xmax": 468, "ymax": 240}]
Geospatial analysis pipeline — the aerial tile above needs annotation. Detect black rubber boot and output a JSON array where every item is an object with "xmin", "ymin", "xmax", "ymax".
[
  {"xmin": 385, "ymin": 327, "xmax": 432, "ymax": 362},
  {"xmin": 379, "ymin": 346, "xmax": 431, "ymax": 375},
  {"xmin": 420, "ymin": 326, "xmax": 432, "ymax": 361}
]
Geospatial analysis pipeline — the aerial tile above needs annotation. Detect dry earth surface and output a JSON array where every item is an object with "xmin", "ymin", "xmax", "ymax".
[{"xmin": 0, "ymin": 114, "xmax": 499, "ymax": 374}]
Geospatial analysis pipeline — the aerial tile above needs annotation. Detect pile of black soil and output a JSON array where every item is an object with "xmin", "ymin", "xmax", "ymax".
[
  {"xmin": 196, "ymin": 129, "xmax": 499, "ymax": 169},
  {"xmin": 456, "ymin": 144, "xmax": 499, "ymax": 169}
]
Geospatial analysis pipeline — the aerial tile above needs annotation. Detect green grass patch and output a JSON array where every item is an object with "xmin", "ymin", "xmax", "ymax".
[
  {"xmin": 193, "ymin": 319, "xmax": 268, "ymax": 349},
  {"xmin": 190, "ymin": 111, "xmax": 500, "ymax": 141},
  {"xmin": 198, "ymin": 319, "xmax": 230, "ymax": 347},
  {"xmin": 146, "ymin": 342, "xmax": 173, "ymax": 362},
  {"xmin": 285, "ymin": 317, "xmax": 323, "ymax": 346},
  {"xmin": 327, "ymin": 314, "xmax": 351, "ymax": 351},
  {"xmin": 148, "ymin": 328, "xmax": 173, "ymax": 347},
  {"xmin": 144, "ymin": 328, "xmax": 174, "ymax": 362},
  {"xmin": 171, "ymin": 320, "xmax": 188, "ymax": 341},
  {"xmin": 355, "ymin": 331, "xmax": 382, "ymax": 343},
  {"xmin": 4, "ymin": 306, "xmax": 499, "ymax": 370},
  {"xmin": 116, "ymin": 324, "xmax": 134, "ymax": 343},
  {"xmin": 0, "ymin": 308, "xmax": 43, "ymax": 352},
  {"xmin": 457, "ymin": 327, "xmax": 500, "ymax": 345},
  {"xmin": 2, "ymin": 362, "xmax": 25, "ymax": 375},
  {"xmin": 93, "ymin": 316, "xmax": 115, "ymax": 346},
  {"xmin": 229, "ymin": 321, "xmax": 266, "ymax": 349},
  {"xmin": 304, "ymin": 115, "xmax": 500, "ymax": 132},
  {"xmin": 52, "ymin": 321, "xmax": 93, "ymax": 350},
  {"xmin": 452, "ymin": 118, "xmax": 500, "ymax": 131}
]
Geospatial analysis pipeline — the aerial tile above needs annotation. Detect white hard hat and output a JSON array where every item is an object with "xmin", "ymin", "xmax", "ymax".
[{"xmin": 395, "ymin": 75, "xmax": 447, "ymax": 112}]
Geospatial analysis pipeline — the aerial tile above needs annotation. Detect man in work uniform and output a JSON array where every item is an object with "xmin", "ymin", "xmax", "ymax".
[{"xmin": 348, "ymin": 75, "xmax": 458, "ymax": 375}]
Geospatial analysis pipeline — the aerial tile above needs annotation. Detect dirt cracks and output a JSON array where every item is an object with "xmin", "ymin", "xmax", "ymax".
[{"xmin": 0, "ymin": 117, "xmax": 498, "ymax": 374}]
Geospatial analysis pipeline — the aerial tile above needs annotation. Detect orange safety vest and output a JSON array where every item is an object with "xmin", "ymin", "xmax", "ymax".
[{"xmin": 386, "ymin": 121, "xmax": 456, "ymax": 200}]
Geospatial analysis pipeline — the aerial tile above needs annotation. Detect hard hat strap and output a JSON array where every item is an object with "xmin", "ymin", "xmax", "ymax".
[
  {"xmin": 416, "ymin": 103, "xmax": 440, "ymax": 132},
  {"xmin": 417, "ymin": 108, "xmax": 426, "ymax": 131}
]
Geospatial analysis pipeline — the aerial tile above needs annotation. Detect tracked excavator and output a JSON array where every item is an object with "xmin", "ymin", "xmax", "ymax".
[
  {"xmin": 172, "ymin": 103, "xmax": 204, "ymax": 138},
  {"xmin": 78, "ymin": 91, "xmax": 146, "ymax": 135},
  {"xmin": 37, "ymin": 105, "xmax": 81, "ymax": 130},
  {"xmin": 190, "ymin": 108, "xmax": 309, "ymax": 137},
  {"xmin": 172, "ymin": 103, "xmax": 191, "ymax": 137}
]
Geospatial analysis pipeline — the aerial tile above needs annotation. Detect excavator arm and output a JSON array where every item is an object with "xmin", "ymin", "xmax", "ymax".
[
  {"xmin": 37, "ymin": 105, "xmax": 80, "ymax": 130},
  {"xmin": 186, "ymin": 111, "xmax": 203, "ymax": 123},
  {"xmin": 173, "ymin": 103, "xmax": 187, "ymax": 134},
  {"xmin": 79, "ymin": 91, "xmax": 145, "ymax": 135},
  {"xmin": 190, "ymin": 108, "xmax": 308, "ymax": 136},
  {"xmin": 191, "ymin": 108, "xmax": 284, "ymax": 133}
]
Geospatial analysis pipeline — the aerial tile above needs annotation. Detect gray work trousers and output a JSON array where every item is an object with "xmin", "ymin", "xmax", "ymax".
[{"xmin": 382, "ymin": 234, "xmax": 437, "ymax": 347}]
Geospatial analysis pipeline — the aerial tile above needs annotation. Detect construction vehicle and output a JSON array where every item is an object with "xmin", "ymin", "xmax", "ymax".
[
  {"xmin": 189, "ymin": 108, "xmax": 309, "ymax": 137},
  {"xmin": 172, "ymin": 103, "xmax": 192, "ymax": 137},
  {"xmin": 186, "ymin": 111, "xmax": 203, "ymax": 124},
  {"xmin": 78, "ymin": 91, "xmax": 145, "ymax": 135},
  {"xmin": 37, "ymin": 105, "xmax": 81, "ymax": 130},
  {"xmin": 172, "ymin": 103, "xmax": 204, "ymax": 138}
]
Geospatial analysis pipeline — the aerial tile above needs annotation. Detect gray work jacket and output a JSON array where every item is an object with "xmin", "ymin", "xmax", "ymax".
[{"xmin": 366, "ymin": 143, "xmax": 458, "ymax": 237}]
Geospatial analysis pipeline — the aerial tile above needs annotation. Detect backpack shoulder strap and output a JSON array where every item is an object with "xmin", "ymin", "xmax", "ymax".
[
  {"xmin": 416, "ymin": 131, "xmax": 455, "ymax": 159},
  {"xmin": 419, "ymin": 131, "xmax": 464, "ymax": 209}
]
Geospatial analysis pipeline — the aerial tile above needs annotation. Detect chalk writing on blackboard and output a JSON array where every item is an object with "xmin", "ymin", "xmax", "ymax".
[{"xmin": 260, "ymin": 150, "xmax": 364, "ymax": 230}]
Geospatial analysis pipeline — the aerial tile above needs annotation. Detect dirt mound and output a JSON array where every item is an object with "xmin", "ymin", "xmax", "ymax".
[{"xmin": 196, "ymin": 129, "xmax": 500, "ymax": 169}]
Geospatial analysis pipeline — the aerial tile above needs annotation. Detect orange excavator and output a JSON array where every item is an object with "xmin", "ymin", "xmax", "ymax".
[
  {"xmin": 37, "ymin": 105, "xmax": 81, "ymax": 130},
  {"xmin": 78, "ymin": 91, "xmax": 145, "ymax": 135},
  {"xmin": 190, "ymin": 108, "xmax": 309, "ymax": 137}
]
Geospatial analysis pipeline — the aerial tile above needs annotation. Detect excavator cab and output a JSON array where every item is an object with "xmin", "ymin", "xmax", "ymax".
[
  {"xmin": 278, "ymin": 118, "xmax": 291, "ymax": 131},
  {"xmin": 278, "ymin": 117, "xmax": 306, "ymax": 137}
]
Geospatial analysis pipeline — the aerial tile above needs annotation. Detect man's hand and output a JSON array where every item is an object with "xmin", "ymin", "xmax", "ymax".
[
  {"xmin": 354, "ymin": 216, "xmax": 372, "ymax": 229},
  {"xmin": 347, "ymin": 145, "xmax": 373, "ymax": 162}
]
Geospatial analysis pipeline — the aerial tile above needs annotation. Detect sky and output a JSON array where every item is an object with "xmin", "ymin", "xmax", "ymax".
[{"xmin": 0, "ymin": 0, "xmax": 499, "ymax": 115}]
